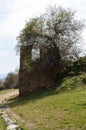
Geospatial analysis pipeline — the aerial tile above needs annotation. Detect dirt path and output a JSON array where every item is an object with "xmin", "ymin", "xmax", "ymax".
[
  {"xmin": 0, "ymin": 89, "xmax": 19, "ymax": 103},
  {"xmin": 6, "ymin": 107, "xmax": 35, "ymax": 129},
  {"xmin": 0, "ymin": 89, "xmax": 35, "ymax": 129}
]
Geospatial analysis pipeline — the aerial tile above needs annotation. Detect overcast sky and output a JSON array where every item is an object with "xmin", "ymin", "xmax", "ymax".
[{"xmin": 0, "ymin": 0, "xmax": 86, "ymax": 75}]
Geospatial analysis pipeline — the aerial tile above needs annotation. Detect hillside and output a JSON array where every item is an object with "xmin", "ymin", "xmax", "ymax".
[{"xmin": 7, "ymin": 72, "xmax": 86, "ymax": 130}]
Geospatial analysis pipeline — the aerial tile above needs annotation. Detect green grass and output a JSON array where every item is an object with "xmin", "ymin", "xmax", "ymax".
[
  {"xmin": 56, "ymin": 72, "xmax": 86, "ymax": 92},
  {"xmin": 8, "ymin": 73, "xmax": 86, "ymax": 130},
  {"xmin": 0, "ymin": 89, "xmax": 15, "ymax": 94},
  {"xmin": 0, "ymin": 117, "xmax": 6, "ymax": 130}
]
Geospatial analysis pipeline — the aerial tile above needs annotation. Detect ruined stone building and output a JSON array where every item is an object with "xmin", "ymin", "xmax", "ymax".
[{"xmin": 18, "ymin": 45, "xmax": 63, "ymax": 96}]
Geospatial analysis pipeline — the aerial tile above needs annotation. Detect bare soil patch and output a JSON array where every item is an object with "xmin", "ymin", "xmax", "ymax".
[{"xmin": 0, "ymin": 89, "xmax": 19, "ymax": 103}]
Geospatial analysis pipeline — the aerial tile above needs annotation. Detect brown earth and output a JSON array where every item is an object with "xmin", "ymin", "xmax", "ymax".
[{"xmin": 0, "ymin": 89, "xmax": 19, "ymax": 103}]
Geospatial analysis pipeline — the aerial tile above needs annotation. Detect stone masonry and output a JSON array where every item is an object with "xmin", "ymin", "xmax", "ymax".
[{"xmin": 18, "ymin": 45, "xmax": 63, "ymax": 96}]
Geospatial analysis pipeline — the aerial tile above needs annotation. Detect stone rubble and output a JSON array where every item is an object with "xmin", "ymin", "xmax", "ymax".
[
  {"xmin": 7, "ymin": 124, "xmax": 20, "ymax": 130},
  {"xmin": 0, "ymin": 100, "xmax": 21, "ymax": 130}
]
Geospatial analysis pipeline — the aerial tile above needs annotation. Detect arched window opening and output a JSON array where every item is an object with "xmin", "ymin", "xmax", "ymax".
[{"xmin": 32, "ymin": 48, "xmax": 40, "ymax": 61}]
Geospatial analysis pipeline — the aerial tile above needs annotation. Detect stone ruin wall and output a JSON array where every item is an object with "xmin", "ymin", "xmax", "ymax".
[{"xmin": 18, "ymin": 45, "xmax": 63, "ymax": 96}]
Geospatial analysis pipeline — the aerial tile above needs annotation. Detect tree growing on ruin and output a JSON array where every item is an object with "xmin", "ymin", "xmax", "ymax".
[{"xmin": 17, "ymin": 6, "xmax": 84, "ymax": 63}]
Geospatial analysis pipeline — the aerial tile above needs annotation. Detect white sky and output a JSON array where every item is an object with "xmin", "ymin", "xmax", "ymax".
[{"xmin": 0, "ymin": 0, "xmax": 86, "ymax": 75}]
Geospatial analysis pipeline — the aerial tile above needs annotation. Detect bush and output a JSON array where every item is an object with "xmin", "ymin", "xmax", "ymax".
[
  {"xmin": 4, "ymin": 72, "xmax": 18, "ymax": 89},
  {"xmin": 64, "ymin": 56, "xmax": 86, "ymax": 76}
]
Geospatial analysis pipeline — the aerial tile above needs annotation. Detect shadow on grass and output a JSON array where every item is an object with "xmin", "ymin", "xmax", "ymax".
[
  {"xmin": 7, "ymin": 76, "xmax": 64, "ymax": 108},
  {"xmin": 78, "ymin": 103, "xmax": 86, "ymax": 109}
]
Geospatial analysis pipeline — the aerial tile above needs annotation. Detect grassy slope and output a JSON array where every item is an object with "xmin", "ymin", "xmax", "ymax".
[{"xmin": 9, "ymin": 73, "xmax": 86, "ymax": 130}]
